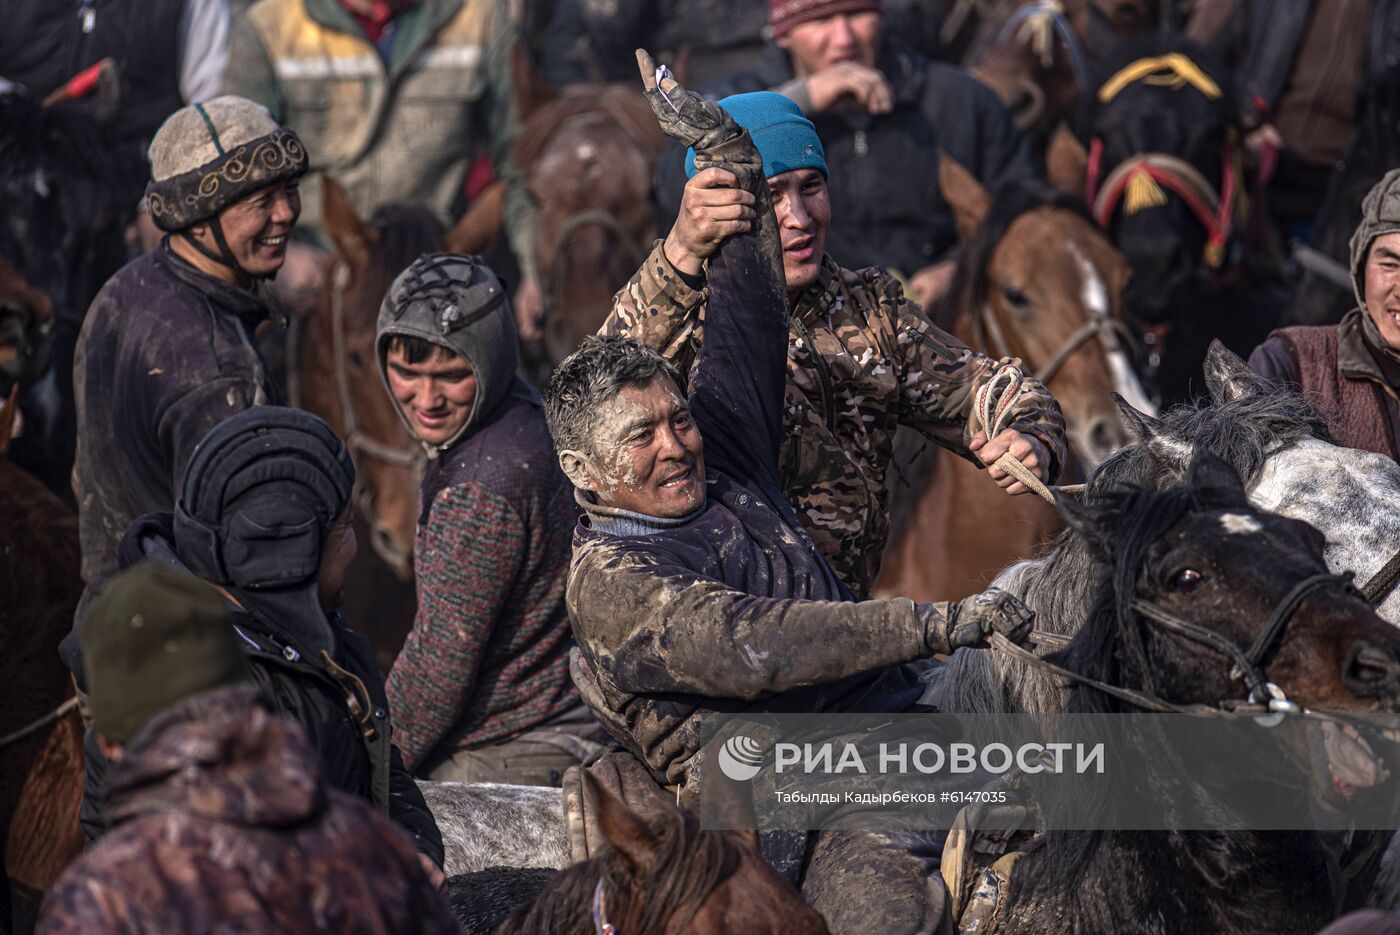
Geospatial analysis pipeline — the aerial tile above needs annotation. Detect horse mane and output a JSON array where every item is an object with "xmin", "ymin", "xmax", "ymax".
[
  {"xmin": 496, "ymin": 807, "xmax": 744, "ymax": 935},
  {"xmin": 348, "ymin": 204, "xmax": 445, "ymax": 322},
  {"xmin": 511, "ymin": 85, "xmax": 666, "ymax": 176},
  {"xmin": 936, "ymin": 177, "xmax": 1092, "ymax": 332},
  {"xmin": 1094, "ymin": 380, "xmax": 1331, "ymax": 492}
]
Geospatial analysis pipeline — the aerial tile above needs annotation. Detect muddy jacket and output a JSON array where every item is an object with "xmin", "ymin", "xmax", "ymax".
[
  {"xmin": 570, "ymin": 132, "xmax": 947, "ymax": 795},
  {"xmin": 656, "ymin": 38, "xmax": 1037, "ymax": 276},
  {"xmin": 222, "ymin": 0, "xmax": 535, "ymax": 275},
  {"xmin": 603, "ymin": 246, "xmax": 1066, "ymax": 598},
  {"xmin": 74, "ymin": 513, "xmax": 447, "ymax": 868},
  {"xmin": 39, "ymin": 684, "xmax": 457, "ymax": 935},
  {"xmin": 73, "ymin": 242, "xmax": 276, "ymax": 597}
]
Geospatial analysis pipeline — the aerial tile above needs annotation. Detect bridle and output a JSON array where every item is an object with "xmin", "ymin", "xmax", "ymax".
[
  {"xmin": 592, "ymin": 878, "xmax": 617, "ymax": 935},
  {"xmin": 994, "ymin": 571, "xmax": 1361, "ymax": 720},
  {"xmin": 972, "ymin": 277, "xmax": 1138, "ymax": 389},
  {"xmin": 999, "ymin": 0, "xmax": 1090, "ymax": 91},
  {"xmin": 328, "ymin": 261, "xmax": 424, "ymax": 570},
  {"xmin": 1083, "ymin": 53, "xmax": 1242, "ymax": 270}
]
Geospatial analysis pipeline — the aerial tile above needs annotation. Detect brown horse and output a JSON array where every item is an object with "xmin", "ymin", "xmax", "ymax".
[
  {"xmin": 0, "ymin": 385, "xmax": 85, "ymax": 933},
  {"xmin": 508, "ymin": 53, "xmax": 666, "ymax": 368},
  {"xmin": 874, "ymin": 156, "xmax": 1149, "ymax": 602},
  {"xmin": 493, "ymin": 774, "xmax": 828, "ymax": 935}
]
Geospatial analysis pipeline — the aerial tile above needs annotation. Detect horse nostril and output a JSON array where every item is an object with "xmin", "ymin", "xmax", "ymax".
[{"xmin": 1343, "ymin": 642, "xmax": 1400, "ymax": 694}]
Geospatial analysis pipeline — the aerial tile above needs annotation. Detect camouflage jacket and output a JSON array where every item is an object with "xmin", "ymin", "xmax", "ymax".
[
  {"xmin": 38, "ymin": 685, "xmax": 457, "ymax": 935},
  {"xmin": 603, "ymin": 245, "xmax": 1068, "ymax": 597}
]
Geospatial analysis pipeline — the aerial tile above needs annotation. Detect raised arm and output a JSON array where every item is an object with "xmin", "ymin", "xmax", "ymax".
[{"xmin": 634, "ymin": 51, "xmax": 788, "ymax": 489}]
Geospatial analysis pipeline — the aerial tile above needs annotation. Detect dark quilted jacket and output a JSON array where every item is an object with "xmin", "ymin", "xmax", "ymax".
[{"xmin": 38, "ymin": 684, "xmax": 457, "ymax": 934}]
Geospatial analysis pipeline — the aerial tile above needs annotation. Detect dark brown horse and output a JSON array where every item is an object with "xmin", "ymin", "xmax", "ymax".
[
  {"xmin": 0, "ymin": 385, "xmax": 85, "ymax": 933},
  {"xmin": 491, "ymin": 774, "xmax": 827, "ymax": 935},
  {"xmin": 874, "ymin": 155, "xmax": 1147, "ymax": 602}
]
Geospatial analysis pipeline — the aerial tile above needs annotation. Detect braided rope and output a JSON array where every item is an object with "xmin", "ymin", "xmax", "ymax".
[{"xmin": 974, "ymin": 365, "xmax": 1083, "ymax": 504}]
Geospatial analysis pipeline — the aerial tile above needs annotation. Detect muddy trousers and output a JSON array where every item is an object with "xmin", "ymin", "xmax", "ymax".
[
  {"xmin": 800, "ymin": 829, "xmax": 952, "ymax": 935},
  {"xmin": 426, "ymin": 730, "xmax": 597, "ymax": 787}
]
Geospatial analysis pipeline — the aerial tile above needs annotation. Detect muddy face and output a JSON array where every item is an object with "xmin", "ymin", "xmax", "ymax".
[{"xmin": 569, "ymin": 375, "xmax": 706, "ymax": 518}]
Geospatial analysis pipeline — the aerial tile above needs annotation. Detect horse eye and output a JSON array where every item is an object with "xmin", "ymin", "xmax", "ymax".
[
  {"xmin": 1171, "ymin": 568, "xmax": 1204, "ymax": 592},
  {"xmin": 1001, "ymin": 284, "xmax": 1030, "ymax": 308},
  {"xmin": 348, "ymin": 350, "xmax": 366, "ymax": 369}
]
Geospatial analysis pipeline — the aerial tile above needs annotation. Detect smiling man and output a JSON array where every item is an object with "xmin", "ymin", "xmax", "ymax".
[
  {"xmin": 374, "ymin": 253, "xmax": 595, "ymax": 784},
  {"xmin": 549, "ymin": 58, "xmax": 1035, "ymax": 933},
  {"xmin": 73, "ymin": 96, "xmax": 306, "ymax": 606},
  {"xmin": 1251, "ymin": 169, "xmax": 1400, "ymax": 462},
  {"xmin": 606, "ymin": 90, "xmax": 1065, "ymax": 598}
]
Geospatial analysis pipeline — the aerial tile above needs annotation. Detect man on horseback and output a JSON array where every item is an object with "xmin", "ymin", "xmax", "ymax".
[
  {"xmin": 73, "ymin": 407, "xmax": 446, "ymax": 875},
  {"xmin": 606, "ymin": 89, "xmax": 1066, "ymax": 599},
  {"xmin": 1251, "ymin": 168, "xmax": 1400, "ymax": 461},
  {"xmin": 373, "ymin": 253, "xmax": 598, "ymax": 784},
  {"xmin": 653, "ymin": 0, "xmax": 1037, "ymax": 307},
  {"xmin": 545, "ymin": 57, "xmax": 1037, "ymax": 934},
  {"xmin": 39, "ymin": 561, "xmax": 457, "ymax": 934},
  {"xmin": 72, "ymin": 95, "xmax": 304, "ymax": 607}
]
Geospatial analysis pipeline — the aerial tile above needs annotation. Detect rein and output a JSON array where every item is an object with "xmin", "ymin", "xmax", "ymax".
[
  {"xmin": 592, "ymin": 878, "xmax": 617, "ymax": 935},
  {"xmin": 0, "ymin": 695, "xmax": 78, "ymax": 751},
  {"xmin": 992, "ymin": 571, "xmax": 1356, "ymax": 718},
  {"xmin": 974, "ymin": 366, "xmax": 1086, "ymax": 504}
]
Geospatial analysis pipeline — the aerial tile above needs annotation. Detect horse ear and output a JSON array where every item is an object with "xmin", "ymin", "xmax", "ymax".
[
  {"xmin": 444, "ymin": 180, "xmax": 506, "ymax": 256},
  {"xmin": 321, "ymin": 174, "xmax": 373, "ymax": 271},
  {"xmin": 511, "ymin": 41, "xmax": 557, "ymax": 123},
  {"xmin": 1202, "ymin": 339, "xmax": 1260, "ymax": 405},
  {"xmin": 1053, "ymin": 489, "xmax": 1109, "ymax": 553},
  {"xmin": 1114, "ymin": 393, "xmax": 1192, "ymax": 472},
  {"xmin": 939, "ymin": 152, "xmax": 991, "ymax": 245},
  {"xmin": 1187, "ymin": 450, "xmax": 1249, "ymax": 507},
  {"xmin": 585, "ymin": 772, "xmax": 660, "ymax": 871},
  {"xmin": 1046, "ymin": 126, "xmax": 1088, "ymax": 197},
  {"xmin": 0, "ymin": 384, "xmax": 18, "ymax": 456},
  {"xmin": 1112, "ymin": 392, "xmax": 1159, "ymax": 442}
]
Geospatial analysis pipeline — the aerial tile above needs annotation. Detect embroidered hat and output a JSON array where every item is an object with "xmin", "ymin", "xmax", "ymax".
[{"xmin": 145, "ymin": 95, "xmax": 308, "ymax": 233}]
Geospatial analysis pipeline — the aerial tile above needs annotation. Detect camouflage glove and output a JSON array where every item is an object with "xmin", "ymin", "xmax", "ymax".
[{"xmin": 926, "ymin": 587, "xmax": 1035, "ymax": 654}]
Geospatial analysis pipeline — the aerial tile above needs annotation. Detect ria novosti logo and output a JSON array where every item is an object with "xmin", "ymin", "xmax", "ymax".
[{"xmin": 717, "ymin": 735, "xmax": 765, "ymax": 781}]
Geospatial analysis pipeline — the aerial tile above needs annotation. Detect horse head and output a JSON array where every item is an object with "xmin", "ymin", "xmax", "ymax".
[
  {"xmin": 498, "ymin": 772, "xmax": 826, "ymax": 934},
  {"xmin": 970, "ymin": 0, "xmax": 1091, "ymax": 141},
  {"xmin": 1054, "ymin": 39, "xmax": 1236, "ymax": 327},
  {"xmin": 1059, "ymin": 452, "xmax": 1400, "ymax": 719},
  {"xmin": 299, "ymin": 176, "xmax": 444, "ymax": 580},
  {"xmin": 940, "ymin": 155, "xmax": 1148, "ymax": 468},
  {"xmin": 510, "ymin": 48, "xmax": 666, "ymax": 366}
]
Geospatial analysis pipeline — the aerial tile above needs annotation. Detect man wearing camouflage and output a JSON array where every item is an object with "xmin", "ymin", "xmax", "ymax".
[{"xmin": 604, "ymin": 93, "xmax": 1066, "ymax": 599}]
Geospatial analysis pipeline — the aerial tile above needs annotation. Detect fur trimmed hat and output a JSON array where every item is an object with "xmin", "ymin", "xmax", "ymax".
[{"xmin": 145, "ymin": 96, "xmax": 308, "ymax": 232}]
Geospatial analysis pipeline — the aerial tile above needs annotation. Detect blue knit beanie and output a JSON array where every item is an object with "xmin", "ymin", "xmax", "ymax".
[{"xmin": 684, "ymin": 91, "xmax": 827, "ymax": 180}]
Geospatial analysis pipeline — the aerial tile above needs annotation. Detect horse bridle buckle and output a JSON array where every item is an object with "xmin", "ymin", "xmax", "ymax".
[{"xmin": 1247, "ymin": 681, "xmax": 1301, "ymax": 728}]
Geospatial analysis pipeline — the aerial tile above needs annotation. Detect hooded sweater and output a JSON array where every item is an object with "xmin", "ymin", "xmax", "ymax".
[{"xmin": 377, "ymin": 258, "xmax": 583, "ymax": 773}]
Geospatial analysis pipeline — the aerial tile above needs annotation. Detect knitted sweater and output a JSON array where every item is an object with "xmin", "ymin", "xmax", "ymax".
[{"xmin": 386, "ymin": 390, "xmax": 581, "ymax": 772}]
